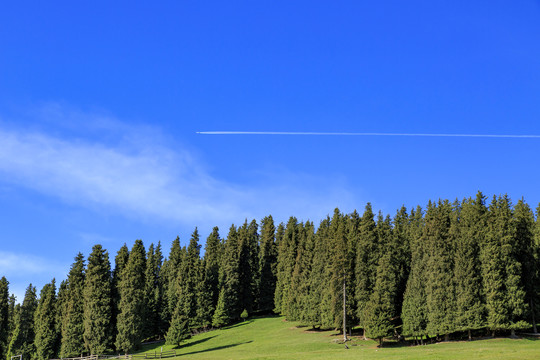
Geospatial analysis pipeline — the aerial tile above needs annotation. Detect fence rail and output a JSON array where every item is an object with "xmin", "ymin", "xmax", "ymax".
[{"xmin": 51, "ymin": 350, "xmax": 177, "ymax": 360}]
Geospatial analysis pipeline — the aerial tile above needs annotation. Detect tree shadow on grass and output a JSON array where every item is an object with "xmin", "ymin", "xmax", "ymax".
[
  {"xmin": 178, "ymin": 335, "xmax": 218, "ymax": 349},
  {"xmin": 222, "ymin": 320, "xmax": 253, "ymax": 330},
  {"xmin": 180, "ymin": 341, "xmax": 253, "ymax": 356}
]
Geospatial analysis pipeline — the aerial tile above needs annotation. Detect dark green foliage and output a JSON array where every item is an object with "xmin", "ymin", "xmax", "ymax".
[
  {"xmin": 7, "ymin": 294, "xmax": 16, "ymax": 349},
  {"xmin": 0, "ymin": 277, "xmax": 9, "ymax": 360},
  {"xmin": 483, "ymin": 196, "xmax": 529, "ymax": 334},
  {"xmin": 111, "ymin": 244, "xmax": 129, "ymax": 345},
  {"xmin": 274, "ymin": 217, "xmax": 299, "ymax": 315},
  {"xmin": 365, "ymin": 215, "xmax": 398, "ymax": 345},
  {"xmin": 83, "ymin": 245, "xmax": 112, "ymax": 355},
  {"xmin": 162, "ymin": 237, "xmax": 184, "ymax": 328},
  {"xmin": 61, "ymin": 253, "xmax": 85, "ymax": 358},
  {"xmin": 258, "ymin": 216, "xmax": 277, "ymax": 313},
  {"xmin": 165, "ymin": 311, "xmax": 190, "ymax": 347},
  {"xmin": 171, "ymin": 228, "xmax": 201, "ymax": 330},
  {"xmin": 238, "ymin": 220, "xmax": 259, "ymax": 314},
  {"xmin": 34, "ymin": 280, "xmax": 57, "ymax": 360},
  {"xmin": 355, "ymin": 203, "xmax": 379, "ymax": 334},
  {"xmin": 287, "ymin": 221, "xmax": 314, "ymax": 322},
  {"xmin": 424, "ymin": 200, "xmax": 456, "ymax": 338},
  {"xmin": 454, "ymin": 194, "xmax": 486, "ymax": 335},
  {"xmin": 401, "ymin": 206, "xmax": 427, "ymax": 338},
  {"xmin": 213, "ymin": 225, "xmax": 241, "ymax": 325},
  {"xmin": 8, "ymin": 284, "xmax": 37, "ymax": 360},
  {"xmin": 144, "ymin": 242, "xmax": 163, "ymax": 339},
  {"xmin": 513, "ymin": 199, "xmax": 537, "ymax": 329},
  {"xmin": 197, "ymin": 227, "xmax": 221, "ymax": 328},
  {"xmin": 116, "ymin": 240, "xmax": 146, "ymax": 353}
]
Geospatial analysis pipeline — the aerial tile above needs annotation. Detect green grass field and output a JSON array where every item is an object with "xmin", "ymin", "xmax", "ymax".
[{"xmin": 137, "ymin": 316, "xmax": 540, "ymax": 359}]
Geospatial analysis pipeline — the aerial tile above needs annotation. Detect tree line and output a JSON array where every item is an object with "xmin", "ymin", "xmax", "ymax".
[{"xmin": 0, "ymin": 192, "xmax": 539, "ymax": 359}]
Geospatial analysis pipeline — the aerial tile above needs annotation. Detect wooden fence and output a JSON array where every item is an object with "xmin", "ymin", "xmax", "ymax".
[{"xmin": 51, "ymin": 350, "xmax": 177, "ymax": 360}]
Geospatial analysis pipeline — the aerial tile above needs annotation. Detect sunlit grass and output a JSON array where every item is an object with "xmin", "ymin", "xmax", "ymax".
[{"xmin": 136, "ymin": 316, "xmax": 540, "ymax": 360}]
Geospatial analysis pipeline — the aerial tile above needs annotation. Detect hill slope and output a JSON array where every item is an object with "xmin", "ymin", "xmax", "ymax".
[{"xmin": 137, "ymin": 316, "xmax": 540, "ymax": 360}]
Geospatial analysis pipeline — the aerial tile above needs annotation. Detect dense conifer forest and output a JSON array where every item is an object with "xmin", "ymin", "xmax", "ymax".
[{"xmin": 1, "ymin": 192, "xmax": 539, "ymax": 359}]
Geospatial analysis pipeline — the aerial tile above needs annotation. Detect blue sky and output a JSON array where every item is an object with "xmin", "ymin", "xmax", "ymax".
[{"xmin": 1, "ymin": 1, "xmax": 540, "ymax": 301}]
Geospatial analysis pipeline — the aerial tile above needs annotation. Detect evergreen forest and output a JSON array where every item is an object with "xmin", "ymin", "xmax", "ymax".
[{"xmin": 1, "ymin": 192, "xmax": 540, "ymax": 360}]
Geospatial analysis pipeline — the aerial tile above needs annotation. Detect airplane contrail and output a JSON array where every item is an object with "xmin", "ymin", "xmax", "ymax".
[{"xmin": 196, "ymin": 131, "xmax": 540, "ymax": 138}]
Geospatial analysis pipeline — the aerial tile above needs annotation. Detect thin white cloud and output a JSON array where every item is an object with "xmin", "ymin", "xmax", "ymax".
[
  {"xmin": 198, "ymin": 131, "xmax": 540, "ymax": 138},
  {"xmin": 0, "ymin": 106, "xmax": 359, "ymax": 229},
  {"xmin": 0, "ymin": 251, "xmax": 69, "ymax": 302}
]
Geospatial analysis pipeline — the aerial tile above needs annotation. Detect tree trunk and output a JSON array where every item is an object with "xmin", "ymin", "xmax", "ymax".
[
  {"xmin": 510, "ymin": 329, "xmax": 516, "ymax": 338},
  {"xmin": 468, "ymin": 329, "xmax": 472, "ymax": 341},
  {"xmin": 343, "ymin": 276, "xmax": 347, "ymax": 343},
  {"xmin": 363, "ymin": 328, "xmax": 366, "ymax": 340},
  {"xmin": 444, "ymin": 333, "xmax": 449, "ymax": 342},
  {"xmin": 531, "ymin": 299, "xmax": 538, "ymax": 334}
]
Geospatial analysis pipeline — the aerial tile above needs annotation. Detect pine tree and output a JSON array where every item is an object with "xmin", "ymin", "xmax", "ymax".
[
  {"xmin": 258, "ymin": 216, "xmax": 277, "ymax": 313},
  {"xmin": 171, "ymin": 228, "xmax": 201, "ymax": 330},
  {"xmin": 196, "ymin": 227, "xmax": 221, "ymax": 328},
  {"xmin": 274, "ymin": 217, "xmax": 299, "ymax": 316},
  {"xmin": 212, "ymin": 225, "xmax": 241, "ymax": 326},
  {"xmin": 455, "ymin": 194, "xmax": 486, "ymax": 339},
  {"xmin": 165, "ymin": 311, "xmax": 190, "ymax": 347},
  {"xmin": 0, "ymin": 277, "xmax": 9, "ymax": 360},
  {"xmin": 83, "ymin": 245, "xmax": 112, "ymax": 355},
  {"xmin": 401, "ymin": 206, "xmax": 427, "ymax": 341},
  {"xmin": 287, "ymin": 221, "xmax": 312, "ymax": 322},
  {"xmin": 111, "ymin": 244, "xmax": 129, "ymax": 346},
  {"xmin": 55, "ymin": 280, "xmax": 68, "ymax": 358},
  {"xmin": 34, "ymin": 280, "xmax": 57, "ymax": 360},
  {"xmin": 7, "ymin": 295, "xmax": 17, "ymax": 350},
  {"xmin": 144, "ymin": 242, "xmax": 163, "ymax": 339},
  {"xmin": 424, "ymin": 200, "xmax": 456, "ymax": 340},
  {"xmin": 355, "ymin": 203, "xmax": 379, "ymax": 337},
  {"xmin": 392, "ymin": 206, "xmax": 410, "ymax": 322},
  {"xmin": 305, "ymin": 218, "xmax": 330, "ymax": 328},
  {"xmin": 365, "ymin": 216, "xmax": 398, "ymax": 346},
  {"xmin": 513, "ymin": 199, "xmax": 537, "ymax": 331},
  {"xmin": 238, "ymin": 220, "xmax": 259, "ymax": 313},
  {"xmin": 61, "ymin": 253, "xmax": 86, "ymax": 357},
  {"xmin": 8, "ymin": 284, "xmax": 37, "ymax": 360},
  {"xmin": 162, "ymin": 237, "xmax": 184, "ymax": 328},
  {"xmin": 483, "ymin": 195, "xmax": 529, "ymax": 336},
  {"xmin": 116, "ymin": 240, "xmax": 146, "ymax": 353}
]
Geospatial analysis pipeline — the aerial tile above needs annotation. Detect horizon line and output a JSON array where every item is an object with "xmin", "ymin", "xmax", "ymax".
[{"xmin": 196, "ymin": 131, "xmax": 540, "ymax": 138}]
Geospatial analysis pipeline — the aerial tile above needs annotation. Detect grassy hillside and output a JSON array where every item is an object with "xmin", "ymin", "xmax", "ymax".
[{"xmin": 137, "ymin": 316, "xmax": 540, "ymax": 360}]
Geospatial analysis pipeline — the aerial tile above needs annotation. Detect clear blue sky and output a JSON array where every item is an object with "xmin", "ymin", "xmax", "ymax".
[{"xmin": 1, "ymin": 1, "xmax": 540, "ymax": 301}]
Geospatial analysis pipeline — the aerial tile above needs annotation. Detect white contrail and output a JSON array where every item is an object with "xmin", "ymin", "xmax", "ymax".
[{"xmin": 196, "ymin": 131, "xmax": 540, "ymax": 138}]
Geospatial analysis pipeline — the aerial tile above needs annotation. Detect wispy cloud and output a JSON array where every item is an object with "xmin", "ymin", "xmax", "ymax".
[
  {"xmin": 0, "ymin": 251, "xmax": 69, "ymax": 302},
  {"xmin": 0, "ymin": 105, "xmax": 359, "ymax": 229},
  {"xmin": 198, "ymin": 131, "xmax": 540, "ymax": 138}
]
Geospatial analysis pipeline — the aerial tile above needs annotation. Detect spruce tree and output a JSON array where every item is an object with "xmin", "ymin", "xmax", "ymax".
[
  {"xmin": 305, "ymin": 218, "xmax": 329, "ymax": 328},
  {"xmin": 83, "ymin": 245, "xmax": 112, "ymax": 355},
  {"xmin": 8, "ymin": 284, "xmax": 37, "ymax": 360},
  {"xmin": 424, "ymin": 200, "xmax": 456, "ymax": 340},
  {"xmin": 364, "ymin": 216, "xmax": 398, "ymax": 346},
  {"xmin": 483, "ymin": 195, "xmax": 529, "ymax": 336},
  {"xmin": 238, "ymin": 220, "xmax": 259, "ymax": 314},
  {"xmin": 258, "ymin": 216, "xmax": 277, "ymax": 313},
  {"xmin": 34, "ymin": 280, "xmax": 57, "ymax": 360},
  {"xmin": 61, "ymin": 253, "xmax": 86, "ymax": 357},
  {"xmin": 162, "ymin": 237, "xmax": 184, "ymax": 328},
  {"xmin": 7, "ymin": 295, "xmax": 16, "ymax": 349},
  {"xmin": 144, "ymin": 242, "xmax": 163, "ymax": 339},
  {"xmin": 196, "ymin": 227, "xmax": 221, "ymax": 328},
  {"xmin": 401, "ymin": 206, "xmax": 427, "ymax": 341},
  {"xmin": 355, "ymin": 203, "xmax": 378, "ymax": 337},
  {"xmin": 0, "ymin": 277, "xmax": 9, "ymax": 360},
  {"xmin": 111, "ymin": 244, "xmax": 129, "ymax": 345},
  {"xmin": 274, "ymin": 217, "xmax": 299, "ymax": 316},
  {"xmin": 287, "ymin": 221, "xmax": 313, "ymax": 322},
  {"xmin": 455, "ymin": 194, "xmax": 486, "ymax": 339},
  {"xmin": 172, "ymin": 228, "xmax": 201, "ymax": 330},
  {"xmin": 513, "ymin": 199, "xmax": 537, "ymax": 331},
  {"xmin": 212, "ymin": 225, "xmax": 241, "ymax": 326},
  {"xmin": 116, "ymin": 240, "xmax": 146, "ymax": 353}
]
